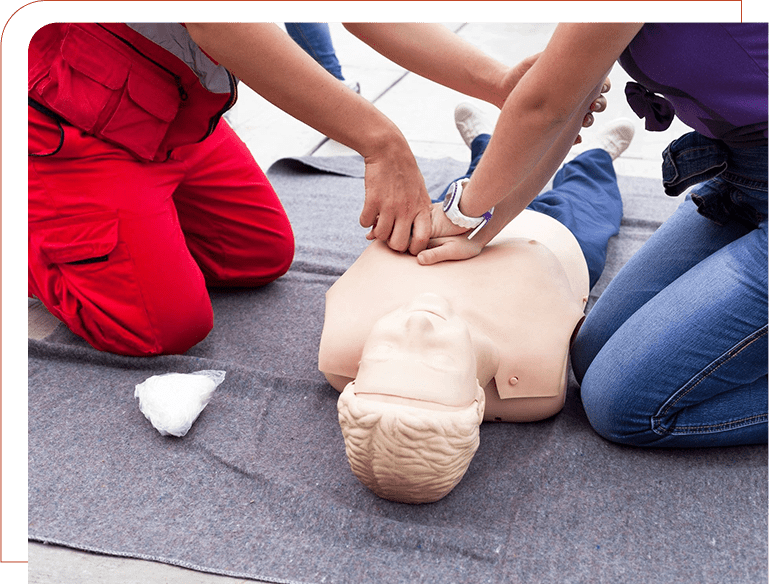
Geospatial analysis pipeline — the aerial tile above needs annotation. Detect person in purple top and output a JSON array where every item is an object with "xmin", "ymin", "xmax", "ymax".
[{"xmin": 418, "ymin": 23, "xmax": 767, "ymax": 448}]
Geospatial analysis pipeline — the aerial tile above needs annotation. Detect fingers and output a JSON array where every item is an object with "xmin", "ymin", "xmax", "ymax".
[
  {"xmin": 387, "ymin": 215, "xmax": 412, "ymax": 253},
  {"xmin": 361, "ymin": 211, "xmax": 394, "ymax": 244},
  {"xmin": 358, "ymin": 203, "xmax": 377, "ymax": 231},
  {"xmin": 416, "ymin": 247, "xmax": 441, "ymax": 266},
  {"xmin": 581, "ymin": 82, "xmax": 608, "ymax": 132},
  {"xmin": 417, "ymin": 243, "xmax": 459, "ymax": 266},
  {"xmin": 408, "ymin": 210, "xmax": 432, "ymax": 256},
  {"xmin": 362, "ymin": 210, "xmax": 431, "ymax": 255},
  {"xmin": 416, "ymin": 236, "xmax": 447, "ymax": 265},
  {"xmin": 416, "ymin": 237, "xmax": 481, "ymax": 265}
]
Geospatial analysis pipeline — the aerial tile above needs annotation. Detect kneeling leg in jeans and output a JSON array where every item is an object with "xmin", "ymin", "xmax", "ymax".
[{"xmin": 572, "ymin": 198, "xmax": 768, "ymax": 447}]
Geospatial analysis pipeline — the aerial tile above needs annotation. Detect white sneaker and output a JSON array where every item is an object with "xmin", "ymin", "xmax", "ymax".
[
  {"xmin": 591, "ymin": 118, "xmax": 636, "ymax": 160},
  {"xmin": 454, "ymin": 103, "xmax": 494, "ymax": 148},
  {"xmin": 344, "ymin": 79, "xmax": 361, "ymax": 94}
]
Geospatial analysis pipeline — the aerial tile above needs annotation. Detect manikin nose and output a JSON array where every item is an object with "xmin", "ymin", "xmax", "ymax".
[
  {"xmin": 406, "ymin": 292, "xmax": 452, "ymax": 318},
  {"xmin": 405, "ymin": 312, "xmax": 436, "ymax": 336}
]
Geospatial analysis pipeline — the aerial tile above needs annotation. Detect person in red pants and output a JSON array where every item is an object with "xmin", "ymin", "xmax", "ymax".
[
  {"xmin": 29, "ymin": 24, "xmax": 299, "ymax": 356},
  {"xmin": 29, "ymin": 101, "xmax": 294, "ymax": 355}
]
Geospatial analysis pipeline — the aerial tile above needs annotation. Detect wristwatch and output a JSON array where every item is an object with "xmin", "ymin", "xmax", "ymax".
[{"xmin": 442, "ymin": 178, "xmax": 494, "ymax": 239}]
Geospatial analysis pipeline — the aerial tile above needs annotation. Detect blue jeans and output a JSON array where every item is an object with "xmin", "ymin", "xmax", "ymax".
[
  {"xmin": 285, "ymin": 23, "xmax": 345, "ymax": 81},
  {"xmin": 438, "ymin": 135, "xmax": 623, "ymax": 289},
  {"xmin": 571, "ymin": 133, "xmax": 768, "ymax": 447}
]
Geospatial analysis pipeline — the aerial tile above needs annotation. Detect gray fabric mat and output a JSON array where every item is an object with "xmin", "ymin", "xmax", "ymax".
[{"xmin": 29, "ymin": 155, "xmax": 768, "ymax": 584}]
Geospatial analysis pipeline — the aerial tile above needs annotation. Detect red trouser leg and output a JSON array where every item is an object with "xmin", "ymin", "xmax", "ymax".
[
  {"xmin": 169, "ymin": 120, "xmax": 294, "ymax": 287},
  {"xmin": 28, "ymin": 107, "xmax": 294, "ymax": 356}
]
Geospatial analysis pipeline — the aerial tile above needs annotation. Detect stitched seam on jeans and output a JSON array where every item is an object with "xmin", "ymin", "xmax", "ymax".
[
  {"xmin": 720, "ymin": 170, "xmax": 768, "ymax": 191},
  {"xmin": 661, "ymin": 325, "xmax": 768, "ymax": 415},
  {"xmin": 663, "ymin": 161, "xmax": 726, "ymax": 188},
  {"xmin": 653, "ymin": 414, "xmax": 769, "ymax": 436},
  {"xmin": 651, "ymin": 326, "xmax": 768, "ymax": 436}
]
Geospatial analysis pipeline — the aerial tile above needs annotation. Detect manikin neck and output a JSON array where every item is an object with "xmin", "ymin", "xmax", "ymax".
[{"xmin": 469, "ymin": 327, "xmax": 499, "ymax": 389}]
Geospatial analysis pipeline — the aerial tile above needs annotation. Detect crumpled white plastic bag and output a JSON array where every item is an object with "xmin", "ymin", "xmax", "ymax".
[{"xmin": 134, "ymin": 370, "xmax": 226, "ymax": 437}]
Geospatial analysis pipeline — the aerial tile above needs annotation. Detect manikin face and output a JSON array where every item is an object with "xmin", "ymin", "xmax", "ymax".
[{"xmin": 353, "ymin": 292, "xmax": 478, "ymax": 409}]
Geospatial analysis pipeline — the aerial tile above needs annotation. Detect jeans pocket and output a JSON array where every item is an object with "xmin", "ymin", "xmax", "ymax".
[
  {"xmin": 726, "ymin": 189, "xmax": 767, "ymax": 227},
  {"xmin": 661, "ymin": 132, "xmax": 728, "ymax": 197}
]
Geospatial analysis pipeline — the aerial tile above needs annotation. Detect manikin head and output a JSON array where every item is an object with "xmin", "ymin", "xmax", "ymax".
[{"xmin": 336, "ymin": 293, "xmax": 486, "ymax": 504}]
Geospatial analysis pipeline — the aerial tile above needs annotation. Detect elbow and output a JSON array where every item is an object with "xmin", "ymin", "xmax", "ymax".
[
  {"xmin": 522, "ymin": 84, "xmax": 573, "ymax": 123},
  {"xmin": 507, "ymin": 65, "xmax": 587, "ymax": 129},
  {"xmin": 509, "ymin": 95, "xmax": 572, "ymax": 135}
]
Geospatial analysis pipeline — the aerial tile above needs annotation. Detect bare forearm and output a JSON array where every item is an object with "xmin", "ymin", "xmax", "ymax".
[
  {"xmin": 186, "ymin": 22, "xmax": 409, "ymax": 157},
  {"xmin": 457, "ymin": 23, "xmax": 641, "ymax": 219},
  {"xmin": 415, "ymin": 80, "xmax": 607, "ymax": 267},
  {"xmin": 471, "ymin": 95, "xmax": 594, "ymax": 247},
  {"xmin": 343, "ymin": 23, "xmax": 511, "ymax": 108},
  {"xmin": 462, "ymin": 78, "xmax": 605, "ymax": 226},
  {"xmin": 186, "ymin": 22, "xmax": 432, "ymax": 254}
]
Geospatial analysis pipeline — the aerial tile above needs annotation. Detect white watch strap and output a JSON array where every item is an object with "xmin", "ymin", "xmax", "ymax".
[{"xmin": 443, "ymin": 179, "xmax": 494, "ymax": 238}]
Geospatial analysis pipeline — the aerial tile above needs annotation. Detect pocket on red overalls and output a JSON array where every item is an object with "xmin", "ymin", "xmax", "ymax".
[
  {"xmin": 30, "ymin": 24, "xmax": 180, "ymax": 162},
  {"xmin": 99, "ymin": 60, "xmax": 181, "ymax": 161},
  {"xmin": 34, "ymin": 210, "xmax": 119, "ymax": 265},
  {"xmin": 29, "ymin": 210, "xmax": 162, "ymax": 355}
]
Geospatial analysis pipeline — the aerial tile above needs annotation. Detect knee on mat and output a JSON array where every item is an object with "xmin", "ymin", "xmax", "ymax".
[
  {"xmin": 61, "ymin": 282, "xmax": 214, "ymax": 356},
  {"xmin": 151, "ymin": 309, "xmax": 214, "ymax": 356},
  {"xmin": 80, "ymin": 302, "xmax": 214, "ymax": 357},
  {"xmin": 207, "ymin": 228, "xmax": 295, "ymax": 287},
  {"xmin": 259, "ymin": 230, "xmax": 295, "ymax": 283},
  {"xmin": 579, "ymin": 368, "xmax": 652, "ymax": 447}
]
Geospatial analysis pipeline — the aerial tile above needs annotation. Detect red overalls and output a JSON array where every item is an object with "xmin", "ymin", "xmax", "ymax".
[{"xmin": 28, "ymin": 23, "xmax": 295, "ymax": 356}]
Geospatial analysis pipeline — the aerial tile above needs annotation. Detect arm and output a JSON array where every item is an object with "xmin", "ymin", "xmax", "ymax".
[
  {"xmin": 417, "ymin": 23, "xmax": 642, "ymax": 265},
  {"xmin": 185, "ymin": 22, "xmax": 432, "ymax": 254},
  {"xmin": 459, "ymin": 23, "xmax": 642, "ymax": 218},
  {"xmin": 343, "ymin": 23, "xmax": 514, "ymax": 108},
  {"xmin": 344, "ymin": 23, "xmax": 608, "ymax": 131},
  {"xmin": 417, "ymin": 85, "xmax": 599, "ymax": 265}
]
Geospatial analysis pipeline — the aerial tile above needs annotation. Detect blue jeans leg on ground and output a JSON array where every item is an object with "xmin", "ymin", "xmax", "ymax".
[
  {"xmin": 527, "ymin": 149, "xmax": 622, "ymax": 289},
  {"xmin": 572, "ymin": 196, "xmax": 768, "ymax": 447},
  {"xmin": 285, "ymin": 23, "xmax": 345, "ymax": 81}
]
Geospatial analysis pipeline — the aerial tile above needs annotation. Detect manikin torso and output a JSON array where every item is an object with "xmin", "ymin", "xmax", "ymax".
[{"xmin": 318, "ymin": 209, "xmax": 590, "ymax": 422}]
